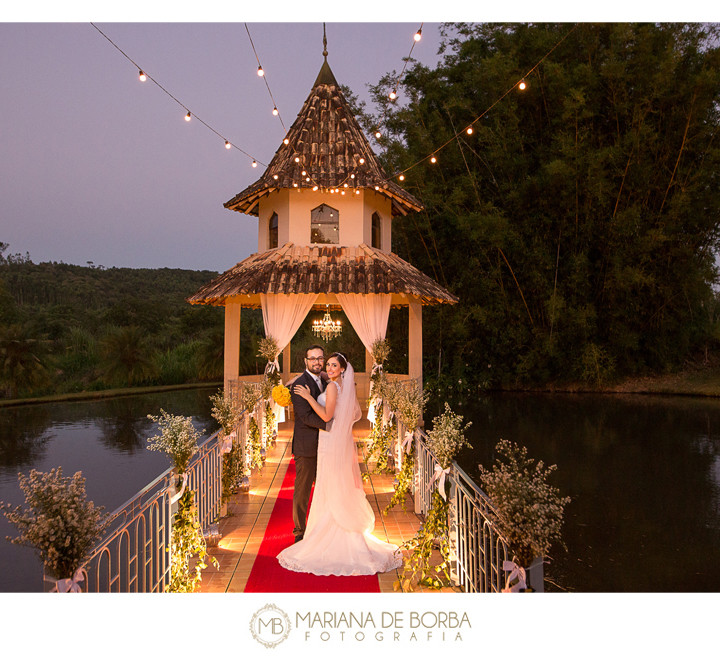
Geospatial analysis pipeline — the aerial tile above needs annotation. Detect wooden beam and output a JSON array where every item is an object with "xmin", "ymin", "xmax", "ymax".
[{"xmin": 224, "ymin": 302, "xmax": 241, "ymax": 390}]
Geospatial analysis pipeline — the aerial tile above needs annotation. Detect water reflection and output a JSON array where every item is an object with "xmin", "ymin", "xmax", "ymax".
[
  {"xmin": 0, "ymin": 387, "xmax": 219, "ymax": 592},
  {"xmin": 442, "ymin": 393, "xmax": 720, "ymax": 592}
]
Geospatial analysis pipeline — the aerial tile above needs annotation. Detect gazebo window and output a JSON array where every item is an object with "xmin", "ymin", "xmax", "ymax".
[
  {"xmin": 371, "ymin": 212, "xmax": 382, "ymax": 249},
  {"xmin": 311, "ymin": 204, "xmax": 339, "ymax": 244},
  {"xmin": 268, "ymin": 212, "xmax": 279, "ymax": 249}
]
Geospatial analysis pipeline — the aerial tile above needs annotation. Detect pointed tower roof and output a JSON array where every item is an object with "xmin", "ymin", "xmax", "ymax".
[{"xmin": 224, "ymin": 56, "xmax": 423, "ymax": 217}]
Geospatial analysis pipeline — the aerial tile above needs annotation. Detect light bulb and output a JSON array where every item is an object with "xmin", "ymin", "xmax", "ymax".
[
  {"xmin": 466, "ymin": 126, "xmax": 473, "ymax": 135},
  {"xmin": 185, "ymin": 112, "xmax": 191, "ymax": 122},
  {"xmin": 313, "ymin": 186, "xmax": 319, "ymax": 191},
  {"xmin": 295, "ymin": 157, "xmax": 300, "ymax": 163},
  {"xmin": 399, "ymin": 174, "xmax": 405, "ymax": 181},
  {"xmin": 273, "ymin": 174, "xmax": 279, "ymax": 180},
  {"xmin": 414, "ymin": 29, "xmax": 422, "ymax": 42},
  {"xmin": 389, "ymin": 90, "xmax": 397, "ymax": 101},
  {"xmin": 252, "ymin": 160, "xmax": 258, "ymax": 168},
  {"xmin": 138, "ymin": 70, "xmax": 147, "ymax": 82},
  {"xmin": 257, "ymin": 65, "xmax": 264, "ymax": 77},
  {"xmin": 375, "ymin": 185, "xmax": 380, "ymax": 191},
  {"xmin": 518, "ymin": 79, "xmax": 527, "ymax": 91},
  {"xmin": 283, "ymin": 138, "xmax": 290, "ymax": 145},
  {"xmin": 375, "ymin": 131, "xmax": 381, "ymax": 139},
  {"xmin": 225, "ymin": 141, "xmax": 231, "ymax": 149},
  {"xmin": 430, "ymin": 155, "xmax": 437, "ymax": 163},
  {"xmin": 272, "ymin": 107, "xmax": 279, "ymax": 116},
  {"xmin": 359, "ymin": 158, "xmax": 365, "ymax": 164},
  {"xmin": 302, "ymin": 170, "xmax": 307, "ymax": 176},
  {"xmin": 350, "ymin": 173, "xmax": 355, "ymax": 179}
]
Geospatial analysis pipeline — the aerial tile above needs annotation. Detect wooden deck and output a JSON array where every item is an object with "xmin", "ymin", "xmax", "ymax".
[{"xmin": 199, "ymin": 418, "xmax": 426, "ymax": 593}]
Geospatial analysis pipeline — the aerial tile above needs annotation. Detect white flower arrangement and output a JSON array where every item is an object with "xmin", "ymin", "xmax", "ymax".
[
  {"xmin": 426, "ymin": 402, "xmax": 472, "ymax": 469},
  {"xmin": 238, "ymin": 382, "xmax": 262, "ymax": 414},
  {"xmin": 1, "ymin": 468, "xmax": 109, "ymax": 581},
  {"xmin": 146, "ymin": 409, "xmax": 203, "ymax": 473},
  {"xmin": 478, "ymin": 440, "xmax": 571, "ymax": 569},
  {"xmin": 210, "ymin": 389, "xmax": 240, "ymax": 436},
  {"xmin": 393, "ymin": 381, "xmax": 429, "ymax": 433}
]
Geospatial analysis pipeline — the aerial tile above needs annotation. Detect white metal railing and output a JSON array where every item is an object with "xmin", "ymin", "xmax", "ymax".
[
  {"xmin": 77, "ymin": 392, "xmax": 264, "ymax": 593},
  {"xmin": 390, "ymin": 407, "xmax": 539, "ymax": 593}
]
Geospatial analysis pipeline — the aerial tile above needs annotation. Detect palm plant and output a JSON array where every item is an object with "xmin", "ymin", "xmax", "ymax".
[{"xmin": 100, "ymin": 325, "xmax": 155, "ymax": 387}]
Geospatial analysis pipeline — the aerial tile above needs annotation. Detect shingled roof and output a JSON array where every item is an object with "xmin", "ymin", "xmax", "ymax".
[
  {"xmin": 187, "ymin": 243, "xmax": 457, "ymax": 307},
  {"xmin": 224, "ymin": 58, "xmax": 424, "ymax": 217}
]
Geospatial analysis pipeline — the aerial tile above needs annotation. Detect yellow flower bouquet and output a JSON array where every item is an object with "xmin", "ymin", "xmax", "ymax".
[{"xmin": 272, "ymin": 384, "xmax": 291, "ymax": 407}]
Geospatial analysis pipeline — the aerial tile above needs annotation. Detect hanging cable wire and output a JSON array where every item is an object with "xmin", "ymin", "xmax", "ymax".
[
  {"xmin": 387, "ymin": 23, "xmax": 424, "ymax": 101},
  {"xmin": 89, "ymin": 22, "xmax": 264, "ymax": 165},
  {"xmin": 384, "ymin": 23, "xmax": 580, "ymax": 184},
  {"xmin": 244, "ymin": 23, "xmax": 287, "ymax": 133}
]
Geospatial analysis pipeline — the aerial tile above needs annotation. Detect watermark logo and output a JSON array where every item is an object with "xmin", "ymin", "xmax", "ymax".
[{"xmin": 250, "ymin": 603, "xmax": 292, "ymax": 648}]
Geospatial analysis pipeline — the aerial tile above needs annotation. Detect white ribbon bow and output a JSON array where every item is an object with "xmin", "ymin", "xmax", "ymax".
[
  {"xmin": 430, "ymin": 463, "xmax": 451, "ymax": 500},
  {"xmin": 46, "ymin": 569, "xmax": 84, "ymax": 593},
  {"xmin": 367, "ymin": 398, "xmax": 377, "ymax": 424},
  {"xmin": 502, "ymin": 560, "xmax": 527, "ymax": 593},
  {"xmin": 168, "ymin": 472, "xmax": 188, "ymax": 505},
  {"xmin": 220, "ymin": 431, "xmax": 236, "ymax": 454},
  {"xmin": 401, "ymin": 430, "xmax": 415, "ymax": 454}
]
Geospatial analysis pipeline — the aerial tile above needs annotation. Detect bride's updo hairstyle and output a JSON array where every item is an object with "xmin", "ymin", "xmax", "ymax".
[{"xmin": 328, "ymin": 352, "xmax": 348, "ymax": 371}]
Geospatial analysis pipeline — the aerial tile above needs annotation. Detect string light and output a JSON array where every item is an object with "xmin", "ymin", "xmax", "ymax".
[
  {"xmin": 380, "ymin": 24, "xmax": 578, "ymax": 188},
  {"xmin": 414, "ymin": 28, "xmax": 422, "ymax": 42},
  {"xmin": 375, "ymin": 130, "xmax": 382, "ymax": 139},
  {"xmin": 389, "ymin": 90, "xmax": 397, "ymax": 101},
  {"xmin": 245, "ymin": 23, "xmax": 286, "ymax": 132},
  {"xmin": 252, "ymin": 160, "xmax": 258, "ymax": 168},
  {"xmin": 386, "ymin": 23, "xmax": 424, "ymax": 103},
  {"xmin": 90, "ymin": 23, "xmax": 263, "ymax": 167},
  {"xmin": 257, "ymin": 65, "xmax": 264, "ymax": 77},
  {"xmin": 284, "ymin": 138, "xmax": 290, "ymax": 145},
  {"xmin": 273, "ymin": 107, "xmax": 279, "ymax": 116}
]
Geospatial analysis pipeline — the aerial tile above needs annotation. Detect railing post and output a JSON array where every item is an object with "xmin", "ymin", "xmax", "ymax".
[{"xmin": 447, "ymin": 470, "xmax": 460, "ymax": 587}]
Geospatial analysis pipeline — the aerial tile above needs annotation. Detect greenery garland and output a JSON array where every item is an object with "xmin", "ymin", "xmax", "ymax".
[
  {"xmin": 384, "ymin": 447, "xmax": 414, "ymax": 514},
  {"xmin": 395, "ymin": 489, "xmax": 450, "ymax": 591},
  {"xmin": 169, "ymin": 488, "xmax": 217, "ymax": 593},
  {"xmin": 363, "ymin": 414, "xmax": 396, "ymax": 475},
  {"xmin": 264, "ymin": 401, "xmax": 276, "ymax": 448},
  {"xmin": 247, "ymin": 417, "xmax": 263, "ymax": 471}
]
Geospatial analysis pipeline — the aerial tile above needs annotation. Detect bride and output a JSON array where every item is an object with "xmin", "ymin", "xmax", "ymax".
[{"xmin": 277, "ymin": 352, "xmax": 402, "ymax": 576}]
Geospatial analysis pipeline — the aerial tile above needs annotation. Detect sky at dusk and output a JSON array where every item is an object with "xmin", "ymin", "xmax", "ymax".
[{"xmin": 2, "ymin": 5, "xmax": 716, "ymax": 273}]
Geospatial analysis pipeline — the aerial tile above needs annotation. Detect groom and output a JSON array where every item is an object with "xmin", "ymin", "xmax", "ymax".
[{"xmin": 289, "ymin": 344, "xmax": 327, "ymax": 543}]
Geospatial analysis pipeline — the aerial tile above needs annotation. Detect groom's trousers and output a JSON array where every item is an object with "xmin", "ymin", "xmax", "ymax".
[{"xmin": 292, "ymin": 455, "xmax": 318, "ymax": 540}]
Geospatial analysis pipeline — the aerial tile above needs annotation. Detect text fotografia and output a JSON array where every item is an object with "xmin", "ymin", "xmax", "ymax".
[{"xmin": 296, "ymin": 610, "xmax": 470, "ymax": 642}]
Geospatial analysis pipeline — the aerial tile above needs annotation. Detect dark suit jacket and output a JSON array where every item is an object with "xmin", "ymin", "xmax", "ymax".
[{"xmin": 290, "ymin": 370, "xmax": 327, "ymax": 457}]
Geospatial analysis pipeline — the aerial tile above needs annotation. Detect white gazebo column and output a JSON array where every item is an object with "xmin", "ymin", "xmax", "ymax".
[
  {"xmin": 408, "ymin": 301, "xmax": 423, "ymax": 390},
  {"xmin": 224, "ymin": 301, "xmax": 241, "ymax": 390}
]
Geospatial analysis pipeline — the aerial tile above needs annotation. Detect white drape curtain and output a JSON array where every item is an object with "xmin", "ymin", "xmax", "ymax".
[
  {"xmin": 260, "ymin": 293, "xmax": 318, "ymax": 422},
  {"xmin": 336, "ymin": 293, "xmax": 391, "ymax": 422},
  {"xmin": 335, "ymin": 293, "xmax": 391, "ymax": 353}
]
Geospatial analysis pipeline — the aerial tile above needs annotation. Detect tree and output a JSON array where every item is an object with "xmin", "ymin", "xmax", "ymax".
[
  {"xmin": 100, "ymin": 325, "xmax": 155, "ymax": 387},
  {"xmin": 369, "ymin": 23, "xmax": 720, "ymax": 386},
  {"xmin": 0, "ymin": 324, "xmax": 51, "ymax": 398}
]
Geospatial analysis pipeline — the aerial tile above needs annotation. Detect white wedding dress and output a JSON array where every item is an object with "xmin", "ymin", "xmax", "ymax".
[{"xmin": 277, "ymin": 363, "xmax": 402, "ymax": 576}]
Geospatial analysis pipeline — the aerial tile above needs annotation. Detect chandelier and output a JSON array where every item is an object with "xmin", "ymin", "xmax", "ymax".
[{"xmin": 312, "ymin": 305, "xmax": 342, "ymax": 342}]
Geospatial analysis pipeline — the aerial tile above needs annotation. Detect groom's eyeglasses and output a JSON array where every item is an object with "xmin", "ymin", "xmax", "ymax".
[{"xmin": 305, "ymin": 356, "xmax": 325, "ymax": 362}]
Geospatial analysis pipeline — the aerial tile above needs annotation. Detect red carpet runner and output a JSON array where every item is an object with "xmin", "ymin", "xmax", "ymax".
[{"xmin": 243, "ymin": 458, "xmax": 381, "ymax": 592}]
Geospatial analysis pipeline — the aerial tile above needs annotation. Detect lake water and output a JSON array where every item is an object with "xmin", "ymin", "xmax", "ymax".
[
  {"xmin": 0, "ymin": 388, "xmax": 220, "ymax": 592},
  {"xmin": 1, "ymin": 388, "xmax": 719, "ymax": 592}
]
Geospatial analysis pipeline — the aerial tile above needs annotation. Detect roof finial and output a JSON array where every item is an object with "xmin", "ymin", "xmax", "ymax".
[{"xmin": 322, "ymin": 23, "xmax": 328, "ymax": 60}]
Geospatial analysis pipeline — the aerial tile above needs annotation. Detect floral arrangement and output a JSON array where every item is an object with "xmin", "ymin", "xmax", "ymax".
[
  {"xmin": 426, "ymin": 402, "xmax": 472, "ymax": 471},
  {"xmin": 146, "ymin": 410, "xmax": 217, "ymax": 591},
  {"xmin": 370, "ymin": 337, "xmax": 391, "ymax": 366},
  {"xmin": 238, "ymin": 383, "xmax": 262, "ymax": 415},
  {"xmin": 396, "ymin": 403, "xmax": 471, "ymax": 591},
  {"xmin": 209, "ymin": 389, "xmax": 240, "ymax": 436},
  {"xmin": 146, "ymin": 410, "xmax": 203, "ymax": 473},
  {"xmin": 478, "ymin": 439, "xmax": 571, "ymax": 569},
  {"xmin": 1, "ymin": 468, "xmax": 109, "ymax": 583},
  {"xmin": 210, "ymin": 391, "xmax": 242, "ymax": 506},
  {"xmin": 257, "ymin": 335, "xmax": 280, "ymax": 364},
  {"xmin": 272, "ymin": 383, "xmax": 291, "ymax": 407},
  {"xmin": 264, "ymin": 401, "xmax": 276, "ymax": 447},
  {"xmin": 394, "ymin": 381, "xmax": 428, "ymax": 433}
]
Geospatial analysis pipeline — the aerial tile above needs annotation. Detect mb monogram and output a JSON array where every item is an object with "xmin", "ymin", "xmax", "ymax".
[{"xmin": 250, "ymin": 604, "xmax": 292, "ymax": 648}]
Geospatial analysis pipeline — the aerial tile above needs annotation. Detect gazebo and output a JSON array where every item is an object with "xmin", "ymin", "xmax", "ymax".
[{"xmin": 187, "ymin": 48, "xmax": 457, "ymax": 400}]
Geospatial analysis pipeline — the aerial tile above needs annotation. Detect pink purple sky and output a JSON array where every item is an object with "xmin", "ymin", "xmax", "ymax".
[{"xmin": 1, "ymin": 5, "xmax": 714, "ymax": 272}]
